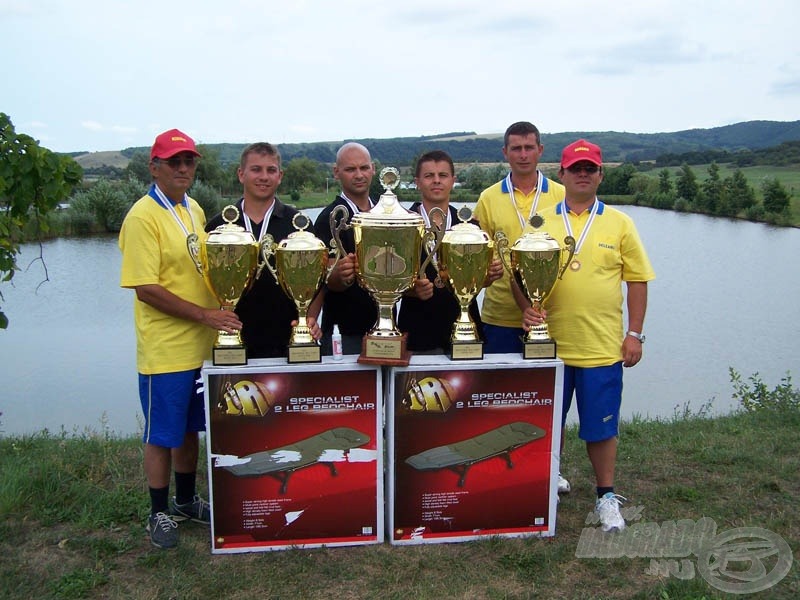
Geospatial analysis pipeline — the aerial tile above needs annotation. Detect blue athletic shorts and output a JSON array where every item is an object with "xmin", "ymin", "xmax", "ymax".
[
  {"xmin": 562, "ymin": 362, "xmax": 623, "ymax": 442},
  {"xmin": 483, "ymin": 324, "xmax": 524, "ymax": 354},
  {"xmin": 139, "ymin": 368, "xmax": 205, "ymax": 447}
]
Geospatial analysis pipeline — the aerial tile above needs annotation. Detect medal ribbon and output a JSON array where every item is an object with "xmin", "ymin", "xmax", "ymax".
[
  {"xmin": 241, "ymin": 198, "xmax": 275, "ymax": 243},
  {"xmin": 416, "ymin": 204, "xmax": 451, "ymax": 282},
  {"xmin": 560, "ymin": 198, "xmax": 601, "ymax": 257},
  {"xmin": 418, "ymin": 204, "xmax": 452, "ymax": 231},
  {"xmin": 153, "ymin": 184, "xmax": 196, "ymax": 238},
  {"xmin": 506, "ymin": 170, "xmax": 544, "ymax": 231}
]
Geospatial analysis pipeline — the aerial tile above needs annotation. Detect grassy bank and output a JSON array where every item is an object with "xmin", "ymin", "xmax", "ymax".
[{"xmin": 1, "ymin": 388, "xmax": 798, "ymax": 599}]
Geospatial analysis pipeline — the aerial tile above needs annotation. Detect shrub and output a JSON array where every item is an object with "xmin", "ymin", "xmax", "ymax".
[
  {"xmin": 730, "ymin": 368, "xmax": 798, "ymax": 413},
  {"xmin": 189, "ymin": 179, "xmax": 223, "ymax": 218},
  {"xmin": 673, "ymin": 197, "xmax": 690, "ymax": 212},
  {"xmin": 744, "ymin": 204, "xmax": 766, "ymax": 221}
]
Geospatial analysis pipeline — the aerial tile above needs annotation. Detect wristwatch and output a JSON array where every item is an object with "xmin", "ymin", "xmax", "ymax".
[{"xmin": 626, "ymin": 331, "xmax": 646, "ymax": 343}]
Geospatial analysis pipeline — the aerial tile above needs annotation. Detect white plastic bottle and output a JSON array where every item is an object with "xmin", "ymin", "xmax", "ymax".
[{"xmin": 331, "ymin": 324, "xmax": 343, "ymax": 360}]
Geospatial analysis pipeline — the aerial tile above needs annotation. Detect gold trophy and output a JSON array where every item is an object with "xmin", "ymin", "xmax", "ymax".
[
  {"xmin": 438, "ymin": 206, "xmax": 493, "ymax": 360},
  {"xmin": 495, "ymin": 215, "xmax": 575, "ymax": 359},
  {"xmin": 329, "ymin": 167, "xmax": 440, "ymax": 365},
  {"xmin": 187, "ymin": 205, "xmax": 262, "ymax": 366},
  {"xmin": 261, "ymin": 213, "xmax": 328, "ymax": 364}
]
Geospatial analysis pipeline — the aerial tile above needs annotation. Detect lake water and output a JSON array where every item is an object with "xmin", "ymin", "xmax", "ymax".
[{"xmin": 1, "ymin": 206, "xmax": 798, "ymax": 436}]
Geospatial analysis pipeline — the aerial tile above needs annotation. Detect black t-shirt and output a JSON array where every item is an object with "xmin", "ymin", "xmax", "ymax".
[
  {"xmin": 206, "ymin": 198, "xmax": 299, "ymax": 358},
  {"xmin": 313, "ymin": 196, "xmax": 378, "ymax": 337},
  {"xmin": 397, "ymin": 203, "xmax": 483, "ymax": 352}
]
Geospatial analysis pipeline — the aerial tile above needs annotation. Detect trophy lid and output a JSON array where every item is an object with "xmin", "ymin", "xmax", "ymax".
[
  {"xmin": 278, "ymin": 213, "xmax": 327, "ymax": 250},
  {"xmin": 513, "ymin": 231, "xmax": 560, "ymax": 252},
  {"xmin": 442, "ymin": 206, "xmax": 491, "ymax": 245},
  {"xmin": 509, "ymin": 213, "xmax": 559, "ymax": 252},
  {"xmin": 207, "ymin": 205, "xmax": 257, "ymax": 245},
  {"xmin": 351, "ymin": 167, "xmax": 424, "ymax": 227}
]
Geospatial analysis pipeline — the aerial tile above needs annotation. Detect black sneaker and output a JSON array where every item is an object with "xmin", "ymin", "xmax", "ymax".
[
  {"xmin": 147, "ymin": 512, "xmax": 179, "ymax": 549},
  {"xmin": 170, "ymin": 495, "xmax": 210, "ymax": 524}
]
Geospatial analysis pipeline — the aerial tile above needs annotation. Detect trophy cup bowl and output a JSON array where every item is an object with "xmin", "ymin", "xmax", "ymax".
[
  {"xmin": 188, "ymin": 205, "xmax": 261, "ymax": 366},
  {"xmin": 495, "ymin": 215, "xmax": 575, "ymax": 359},
  {"xmin": 261, "ymin": 213, "xmax": 328, "ymax": 363},
  {"xmin": 329, "ymin": 167, "xmax": 440, "ymax": 365},
  {"xmin": 438, "ymin": 206, "xmax": 493, "ymax": 360}
]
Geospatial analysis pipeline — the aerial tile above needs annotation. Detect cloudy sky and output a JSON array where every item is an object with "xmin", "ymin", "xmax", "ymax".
[{"xmin": 2, "ymin": 0, "xmax": 798, "ymax": 153}]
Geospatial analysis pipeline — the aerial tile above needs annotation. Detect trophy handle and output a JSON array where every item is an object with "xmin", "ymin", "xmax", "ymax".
[
  {"xmin": 494, "ymin": 231, "xmax": 512, "ymax": 276},
  {"xmin": 559, "ymin": 235, "xmax": 577, "ymax": 279},
  {"xmin": 186, "ymin": 233, "xmax": 203, "ymax": 274},
  {"xmin": 258, "ymin": 234, "xmax": 279, "ymax": 282},
  {"xmin": 328, "ymin": 205, "xmax": 350, "ymax": 276},
  {"xmin": 419, "ymin": 206, "xmax": 445, "ymax": 277}
]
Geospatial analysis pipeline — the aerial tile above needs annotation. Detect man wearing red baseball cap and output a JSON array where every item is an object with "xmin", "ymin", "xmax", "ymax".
[
  {"xmin": 520, "ymin": 139, "xmax": 655, "ymax": 532},
  {"xmin": 119, "ymin": 129, "xmax": 242, "ymax": 548}
]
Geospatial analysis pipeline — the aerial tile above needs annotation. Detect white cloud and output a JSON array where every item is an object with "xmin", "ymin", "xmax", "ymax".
[
  {"xmin": 1, "ymin": 0, "xmax": 797, "ymax": 152},
  {"xmin": 81, "ymin": 121, "xmax": 103, "ymax": 132}
]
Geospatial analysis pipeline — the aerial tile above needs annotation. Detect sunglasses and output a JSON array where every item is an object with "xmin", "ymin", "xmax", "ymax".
[
  {"xmin": 566, "ymin": 164, "xmax": 600, "ymax": 174},
  {"xmin": 157, "ymin": 156, "xmax": 198, "ymax": 169}
]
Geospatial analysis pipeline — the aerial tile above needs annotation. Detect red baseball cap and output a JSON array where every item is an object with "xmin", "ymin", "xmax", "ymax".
[
  {"xmin": 150, "ymin": 129, "xmax": 201, "ymax": 160},
  {"xmin": 561, "ymin": 139, "xmax": 602, "ymax": 169}
]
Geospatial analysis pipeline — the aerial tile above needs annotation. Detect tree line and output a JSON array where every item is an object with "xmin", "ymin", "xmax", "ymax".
[{"xmin": 2, "ymin": 113, "xmax": 796, "ymax": 327}]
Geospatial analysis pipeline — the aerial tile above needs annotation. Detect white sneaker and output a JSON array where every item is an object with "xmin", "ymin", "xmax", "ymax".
[
  {"xmin": 557, "ymin": 473, "xmax": 571, "ymax": 494},
  {"xmin": 595, "ymin": 492, "xmax": 626, "ymax": 532}
]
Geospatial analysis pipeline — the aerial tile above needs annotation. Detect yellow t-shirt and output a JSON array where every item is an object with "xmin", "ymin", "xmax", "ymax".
[
  {"xmin": 528, "ymin": 201, "xmax": 655, "ymax": 367},
  {"xmin": 474, "ymin": 174, "xmax": 564, "ymax": 327},
  {"xmin": 119, "ymin": 190, "xmax": 216, "ymax": 374}
]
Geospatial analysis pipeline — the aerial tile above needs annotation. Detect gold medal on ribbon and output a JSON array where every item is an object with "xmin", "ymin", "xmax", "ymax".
[{"xmin": 570, "ymin": 259, "xmax": 581, "ymax": 271}]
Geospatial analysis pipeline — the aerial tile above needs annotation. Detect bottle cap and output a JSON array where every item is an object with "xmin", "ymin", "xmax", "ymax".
[{"xmin": 333, "ymin": 324, "xmax": 340, "ymax": 335}]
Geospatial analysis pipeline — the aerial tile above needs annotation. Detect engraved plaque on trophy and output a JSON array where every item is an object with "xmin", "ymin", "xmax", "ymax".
[
  {"xmin": 329, "ymin": 167, "xmax": 440, "ymax": 365},
  {"xmin": 496, "ymin": 215, "xmax": 575, "ymax": 359}
]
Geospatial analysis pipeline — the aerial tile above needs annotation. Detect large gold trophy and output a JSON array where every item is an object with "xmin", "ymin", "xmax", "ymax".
[
  {"xmin": 329, "ymin": 167, "xmax": 440, "ymax": 365},
  {"xmin": 438, "ymin": 206, "xmax": 493, "ymax": 360},
  {"xmin": 260, "ymin": 213, "xmax": 328, "ymax": 364},
  {"xmin": 495, "ymin": 215, "xmax": 575, "ymax": 359},
  {"xmin": 188, "ymin": 205, "xmax": 262, "ymax": 366}
]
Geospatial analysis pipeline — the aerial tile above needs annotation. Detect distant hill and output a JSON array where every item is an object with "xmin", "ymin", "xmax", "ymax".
[{"xmin": 72, "ymin": 120, "xmax": 800, "ymax": 169}]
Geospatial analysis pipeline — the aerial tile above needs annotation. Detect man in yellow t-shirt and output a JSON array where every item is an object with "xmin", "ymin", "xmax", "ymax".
[
  {"xmin": 521, "ymin": 139, "xmax": 655, "ymax": 533},
  {"xmin": 119, "ymin": 129, "xmax": 242, "ymax": 549},
  {"xmin": 474, "ymin": 121, "xmax": 564, "ymax": 354}
]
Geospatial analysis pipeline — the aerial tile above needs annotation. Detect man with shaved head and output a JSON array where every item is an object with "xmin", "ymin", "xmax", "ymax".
[{"xmin": 311, "ymin": 143, "xmax": 378, "ymax": 355}]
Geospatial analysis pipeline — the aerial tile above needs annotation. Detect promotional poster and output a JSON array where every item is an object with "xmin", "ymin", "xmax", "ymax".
[
  {"xmin": 388, "ymin": 357, "xmax": 563, "ymax": 544},
  {"xmin": 203, "ymin": 359, "xmax": 383, "ymax": 553}
]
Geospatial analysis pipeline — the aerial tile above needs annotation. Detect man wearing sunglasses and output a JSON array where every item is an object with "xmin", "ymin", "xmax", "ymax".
[
  {"xmin": 120, "ymin": 129, "xmax": 242, "ymax": 548},
  {"xmin": 520, "ymin": 139, "xmax": 655, "ymax": 533}
]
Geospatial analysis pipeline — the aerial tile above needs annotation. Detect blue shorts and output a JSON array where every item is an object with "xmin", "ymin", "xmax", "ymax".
[
  {"xmin": 562, "ymin": 362, "xmax": 623, "ymax": 442},
  {"xmin": 483, "ymin": 324, "xmax": 524, "ymax": 354},
  {"xmin": 139, "ymin": 369, "xmax": 205, "ymax": 448}
]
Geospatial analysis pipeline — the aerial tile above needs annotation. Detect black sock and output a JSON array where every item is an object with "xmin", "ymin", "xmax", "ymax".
[
  {"xmin": 149, "ymin": 486, "xmax": 169, "ymax": 515},
  {"xmin": 597, "ymin": 486, "xmax": 614, "ymax": 498},
  {"xmin": 174, "ymin": 471, "xmax": 197, "ymax": 505}
]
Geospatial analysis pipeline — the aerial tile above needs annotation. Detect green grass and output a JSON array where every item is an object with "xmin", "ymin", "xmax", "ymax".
[{"xmin": 1, "ymin": 387, "xmax": 798, "ymax": 599}]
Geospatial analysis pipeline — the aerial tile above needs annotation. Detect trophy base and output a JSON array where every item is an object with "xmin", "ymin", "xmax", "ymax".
[
  {"xmin": 358, "ymin": 333, "xmax": 411, "ymax": 366},
  {"xmin": 213, "ymin": 345, "xmax": 248, "ymax": 366},
  {"xmin": 522, "ymin": 338, "xmax": 557, "ymax": 360},
  {"xmin": 288, "ymin": 342, "xmax": 322, "ymax": 364},
  {"xmin": 450, "ymin": 340, "xmax": 484, "ymax": 361}
]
